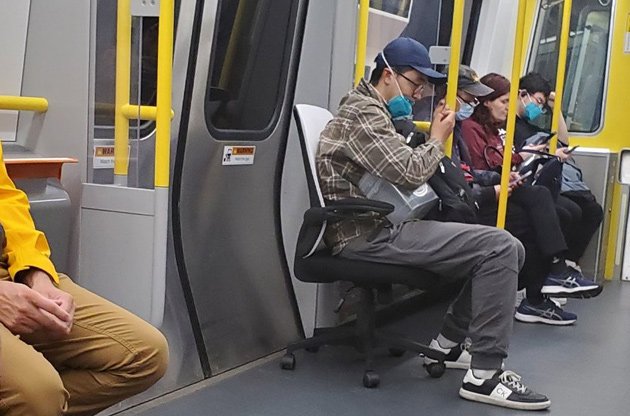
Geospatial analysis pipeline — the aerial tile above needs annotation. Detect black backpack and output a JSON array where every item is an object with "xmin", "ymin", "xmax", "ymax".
[
  {"xmin": 425, "ymin": 156, "xmax": 479, "ymax": 224},
  {"xmin": 393, "ymin": 120, "xmax": 478, "ymax": 223}
]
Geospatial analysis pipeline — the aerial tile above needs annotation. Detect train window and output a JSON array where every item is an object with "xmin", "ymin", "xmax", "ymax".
[
  {"xmin": 205, "ymin": 0, "xmax": 299, "ymax": 138},
  {"xmin": 370, "ymin": 0, "xmax": 413, "ymax": 19},
  {"xmin": 92, "ymin": 0, "xmax": 158, "ymax": 139},
  {"xmin": 527, "ymin": 0, "xmax": 612, "ymax": 134}
]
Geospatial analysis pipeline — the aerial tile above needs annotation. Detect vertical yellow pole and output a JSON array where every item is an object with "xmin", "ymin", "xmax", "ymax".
[
  {"xmin": 155, "ymin": 0, "xmax": 174, "ymax": 188},
  {"xmin": 443, "ymin": 0, "xmax": 465, "ymax": 157},
  {"xmin": 496, "ymin": 0, "xmax": 528, "ymax": 229},
  {"xmin": 354, "ymin": 0, "xmax": 370, "ymax": 86},
  {"xmin": 114, "ymin": 0, "xmax": 131, "ymax": 185},
  {"xmin": 549, "ymin": 0, "xmax": 573, "ymax": 154}
]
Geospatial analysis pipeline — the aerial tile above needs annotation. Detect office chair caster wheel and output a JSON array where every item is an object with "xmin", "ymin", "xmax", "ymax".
[
  {"xmin": 388, "ymin": 348, "xmax": 405, "ymax": 357},
  {"xmin": 425, "ymin": 362, "xmax": 446, "ymax": 378},
  {"xmin": 280, "ymin": 353, "xmax": 296, "ymax": 370},
  {"xmin": 362, "ymin": 370, "xmax": 380, "ymax": 388},
  {"xmin": 305, "ymin": 346, "xmax": 320, "ymax": 353}
]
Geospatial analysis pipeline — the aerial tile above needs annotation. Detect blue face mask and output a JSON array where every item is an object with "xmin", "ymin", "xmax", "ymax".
[
  {"xmin": 521, "ymin": 95, "xmax": 544, "ymax": 121},
  {"xmin": 387, "ymin": 95, "xmax": 414, "ymax": 120},
  {"xmin": 381, "ymin": 53, "xmax": 414, "ymax": 120},
  {"xmin": 456, "ymin": 102, "xmax": 475, "ymax": 121}
]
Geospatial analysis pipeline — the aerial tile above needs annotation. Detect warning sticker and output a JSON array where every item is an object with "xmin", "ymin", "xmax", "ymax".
[
  {"xmin": 222, "ymin": 146, "xmax": 256, "ymax": 165},
  {"xmin": 93, "ymin": 145, "xmax": 115, "ymax": 169}
]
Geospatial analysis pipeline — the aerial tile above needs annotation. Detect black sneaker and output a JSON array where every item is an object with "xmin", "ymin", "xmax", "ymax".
[
  {"xmin": 542, "ymin": 266, "xmax": 602, "ymax": 298},
  {"xmin": 423, "ymin": 339, "xmax": 471, "ymax": 369},
  {"xmin": 459, "ymin": 369, "xmax": 551, "ymax": 410}
]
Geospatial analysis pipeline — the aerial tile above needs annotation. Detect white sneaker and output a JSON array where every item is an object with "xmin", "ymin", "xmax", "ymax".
[
  {"xmin": 424, "ymin": 339, "xmax": 472, "ymax": 370},
  {"xmin": 459, "ymin": 369, "xmax": 551, "ymax": 410},
  {"xmin": 550, "ymin": 297, "xmax": 567, "ymax": 306}
]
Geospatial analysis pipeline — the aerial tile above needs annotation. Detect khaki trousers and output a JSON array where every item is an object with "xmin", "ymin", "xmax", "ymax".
[{"xmin": 0, "ymin": 274, "xmax": 169, "ymax": 416}]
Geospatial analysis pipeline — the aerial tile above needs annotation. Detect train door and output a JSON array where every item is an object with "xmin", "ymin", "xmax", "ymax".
[{"xmin": 172, "ymin": 0, "xmax": 307, "ymax": 375}]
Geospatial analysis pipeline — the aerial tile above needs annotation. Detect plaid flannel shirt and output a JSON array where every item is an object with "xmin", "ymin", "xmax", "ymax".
[{"xmin": 316, "ymin": 80, "xmax": 444, "ymax": 254}]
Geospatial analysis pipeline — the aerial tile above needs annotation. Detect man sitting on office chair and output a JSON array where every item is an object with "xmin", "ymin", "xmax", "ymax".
[
  {"xmin": 316, "ymin": 37, "xmax": 549, "ymax": 411},
  {"xmin": 0, "ymin": 145, "xmax": 168, "ymax": 415}
]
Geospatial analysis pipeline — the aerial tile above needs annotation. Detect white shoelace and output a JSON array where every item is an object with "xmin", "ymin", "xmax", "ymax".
[{"xmin": 499, "ymin": 371, "xmax": 528, "ymax": 394}]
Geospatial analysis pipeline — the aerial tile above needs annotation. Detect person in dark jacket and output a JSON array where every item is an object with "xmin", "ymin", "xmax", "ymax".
[{"xmin": 457, "ymin": 72, "xmax": 602, "ymax": 323}]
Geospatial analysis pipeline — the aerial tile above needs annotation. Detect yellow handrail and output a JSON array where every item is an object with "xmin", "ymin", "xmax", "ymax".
[
  {"xmin": 443, "ymin": 0, "xmax": 465, "ymax": 157},
  {"xmin": 0, "ymin": 96, "xmax": 48, "ymax": 112},
  {"xmin": 155, "ymin": 0, "xmax": 174, "ymax": 188},
  {"xmin": 114, "ymin": 0, "xmax": 174, "ymax": 187},
  {"xmin": 549, "ymin": 0, "xmax": 573, "ymax": 154},
  {"xmin": 354, "ymin": 0, "xmax": 370, "ymax": 86},
  {"xmin": 114, "ymin": 0, "xmax": 132, "ymax": 184},
  {"xmin": 496, "ymin": 0, "xmax": 528, "ymax": 229},
  {"xmin": 413, "ymin": 121, "xmax": 431, "ymax": 133},
  {"xmin": 121, "ymin": 104, "xmax": 174, "ymax": 121}
]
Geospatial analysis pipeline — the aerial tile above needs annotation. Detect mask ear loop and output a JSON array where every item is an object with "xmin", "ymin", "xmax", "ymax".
[{"xmin": 380, "ymin": 52, "xmax": 405, "ymax": 97}]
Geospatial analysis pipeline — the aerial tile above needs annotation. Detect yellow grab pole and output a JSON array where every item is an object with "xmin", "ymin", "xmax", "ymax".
[
  {"xmin": 443, "ymin": 0, "xmax": 465, "ymax": 157},
  {"xmin": 114, "ymin": 0, "xmax": 131, "ymax": 185},
  {"xmin": 155, "ymin": 0, "xmax": 174, "ymax": 188},
  {"xmin": 0, "ymin": 96, "xmax": 48, "ymax": 112},
  {"xmin": 549, "ymin": 0, "xmax": 572, "ymax": 155},
  {"xmin": 121, "ymin": 104, "xmax": 174, "ymax": 121},
  {"xmin": 496, "ymin": 0, "xmax": 528, "ymax": 229},
  {"xmin": 354, "ymin": 0, "xmax": 370, "ymax": 86},
  {"xmin": 413, "ymin": 121, "xmax": 431, "ymax": 133}
]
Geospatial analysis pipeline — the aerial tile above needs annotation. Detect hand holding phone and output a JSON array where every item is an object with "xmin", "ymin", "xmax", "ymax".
[{"xmin": 563, "ymin": 145, "xmax": 580, "ymax": 154}]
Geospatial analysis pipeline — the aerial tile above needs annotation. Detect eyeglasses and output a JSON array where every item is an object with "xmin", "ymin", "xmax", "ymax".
[
  {"xmin": 394, "ymin": 71, "xmax": 426, "ymax": 93},
  {"xmin": 457, "ymin": 95, "xmax": 480, "ymax": 108}
]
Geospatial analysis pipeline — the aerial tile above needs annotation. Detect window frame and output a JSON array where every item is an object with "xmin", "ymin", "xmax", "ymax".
[
  {"xmin": 203, "ymin": 0, "xmax": 300, "ymax": 141},
  {"xmin": 526, "ymin": 0, "xmax": 615, "ymax": 137}
]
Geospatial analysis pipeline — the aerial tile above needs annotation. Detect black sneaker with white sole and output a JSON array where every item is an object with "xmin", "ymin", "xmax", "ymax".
[
  {"xmin": 423, "ymin": 339, "xmax": 471, "ymax": 369},
  {"xmin": 459, "ymin": 369, "xmax": 551, "ymax": 410}
]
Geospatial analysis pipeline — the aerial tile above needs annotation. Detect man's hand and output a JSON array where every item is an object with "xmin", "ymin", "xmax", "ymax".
[
  {"xmin": 508, "ymin": 171, "xmax": 523, "ymax": 190},
  {"xmin": 430, "ymin": 100, "xmax": 456, "ymax": 143},
  {"xmin": 0, "ymin": 279, "xmax": 73, "ymax": 337},
  {"xmin": 22, "ymin": 269, "xmax": 75, "ymax": 336},
  {"xmin": 556, "ymin": 147, "xmax": 570, "ymax": 162},
  {"xmin": 548, "ymin": 91, "xmax": 556, "ymax": 110}
]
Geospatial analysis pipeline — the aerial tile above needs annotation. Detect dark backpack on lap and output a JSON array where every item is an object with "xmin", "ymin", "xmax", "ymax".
[{"xmin": 425, "ymin": 156, "xmax": 479, "ymax": 224}]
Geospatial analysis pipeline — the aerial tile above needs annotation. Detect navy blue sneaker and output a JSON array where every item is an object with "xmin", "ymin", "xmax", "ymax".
[
  {"xmin": 515, "ymin": 298, "xmax": 577, "ymax": 326},
  {"xmin": 541, "ymin": 266, "xmax": 602, "ymax": 298},
  {"xmin": 460, "ymin": 369, "xmax": 551, "ymax": 410}
]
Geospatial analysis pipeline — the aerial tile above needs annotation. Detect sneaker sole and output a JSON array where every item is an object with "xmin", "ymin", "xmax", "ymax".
[
  {"xmin": 514, "ymin": 312, "xmax": 576, "ymax": 326},
  {"xmin": 459, "ymin": 388, "xmax": 551, "ymax": 410},
  {"xmin": 541, "ymin": 285, "xmax": 601, "ymax": 298}
]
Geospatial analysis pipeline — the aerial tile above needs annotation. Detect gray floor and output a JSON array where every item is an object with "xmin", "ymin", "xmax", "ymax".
[{"xmin": 121, "ymin": 280, "xmax": 630, "ymax": 416}]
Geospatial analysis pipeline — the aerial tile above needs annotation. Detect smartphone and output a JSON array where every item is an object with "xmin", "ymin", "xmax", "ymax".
[
  {"xmin": 564, "ymin": 145, "xmax": 580, "ymax": 154},
  {"xmin": 510, "ymin": 170, "xmax": 533, "ymax": 186}
]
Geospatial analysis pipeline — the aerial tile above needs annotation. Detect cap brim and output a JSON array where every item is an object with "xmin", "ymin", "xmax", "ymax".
[
  {"xmin": 414, "ymin": 66, "xmax": 447, "ymax": 84},
  {"xmin": 461, "ymin": 82, "xmax": 494, "ymax": 97}
]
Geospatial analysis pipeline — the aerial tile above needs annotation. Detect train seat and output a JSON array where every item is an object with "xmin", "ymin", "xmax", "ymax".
[{"xmin": 280, "ymin": 104, "xmax": 447, "ymax": 388}]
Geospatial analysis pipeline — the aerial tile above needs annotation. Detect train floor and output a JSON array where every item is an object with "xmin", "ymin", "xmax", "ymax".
[{"xmin": 120, "ymin": 279, "xmax": 630, "ymax": 416}]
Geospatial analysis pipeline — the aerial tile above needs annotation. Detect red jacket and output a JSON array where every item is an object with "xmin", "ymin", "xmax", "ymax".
[{"xmin": 460, "ymin": 118, "xmax": 523, "ymax": 171}]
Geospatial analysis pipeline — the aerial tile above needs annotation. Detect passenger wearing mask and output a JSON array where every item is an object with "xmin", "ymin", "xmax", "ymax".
[
  {"xmin": 516, "ymin": 72, "xmax": 603, "ymax": 267},
  {"xmin": 417, "ymin": 67, "xmax": 598, "ymax": 328},
  {"xmin": 318, "ymin": 37, "xmax": 550, "ymax": 410},
  {"xmin": 460, "ymin": 73, "xmax": 602, "ymax": 310}
]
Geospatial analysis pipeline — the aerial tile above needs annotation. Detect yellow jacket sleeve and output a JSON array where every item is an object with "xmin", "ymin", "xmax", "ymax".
[{"xmin": 0, "ymin": 144, "xmax": 59, "ymax": 283}]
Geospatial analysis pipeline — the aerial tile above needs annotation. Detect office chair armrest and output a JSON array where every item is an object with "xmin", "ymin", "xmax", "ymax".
[{"xmin": 304, "ymin": 198, "xmax": 394, "ymax": 225}]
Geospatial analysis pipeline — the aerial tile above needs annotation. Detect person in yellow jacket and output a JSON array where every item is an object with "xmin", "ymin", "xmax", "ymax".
[{"xmin": 0, "ymin": 144, "xmax": 169, "ymax": 416}]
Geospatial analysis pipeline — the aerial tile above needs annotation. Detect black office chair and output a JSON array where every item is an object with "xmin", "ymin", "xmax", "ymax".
[{"xmin": 280, "ymin": 104, "xmax": 447, "ymax": 388}]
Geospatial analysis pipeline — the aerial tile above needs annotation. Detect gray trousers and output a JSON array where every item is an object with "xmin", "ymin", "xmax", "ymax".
[{"xmin": 339, "ymin": 220, "xmax": 524, "ymax": 370}]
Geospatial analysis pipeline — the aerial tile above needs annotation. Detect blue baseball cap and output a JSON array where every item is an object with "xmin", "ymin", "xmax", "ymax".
[{"xmin": 376, "ymin": 37, "xmax": 446, "ymax": 84}]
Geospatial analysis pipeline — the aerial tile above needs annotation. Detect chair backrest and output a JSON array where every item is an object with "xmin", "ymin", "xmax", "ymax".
[
  {"xmin": 293, "ymin": 104, "xmax": 334, "ymax": 258},
  {"xmin": 294, "ymin": 104, "xmax": 333, "ymax": 208}
]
